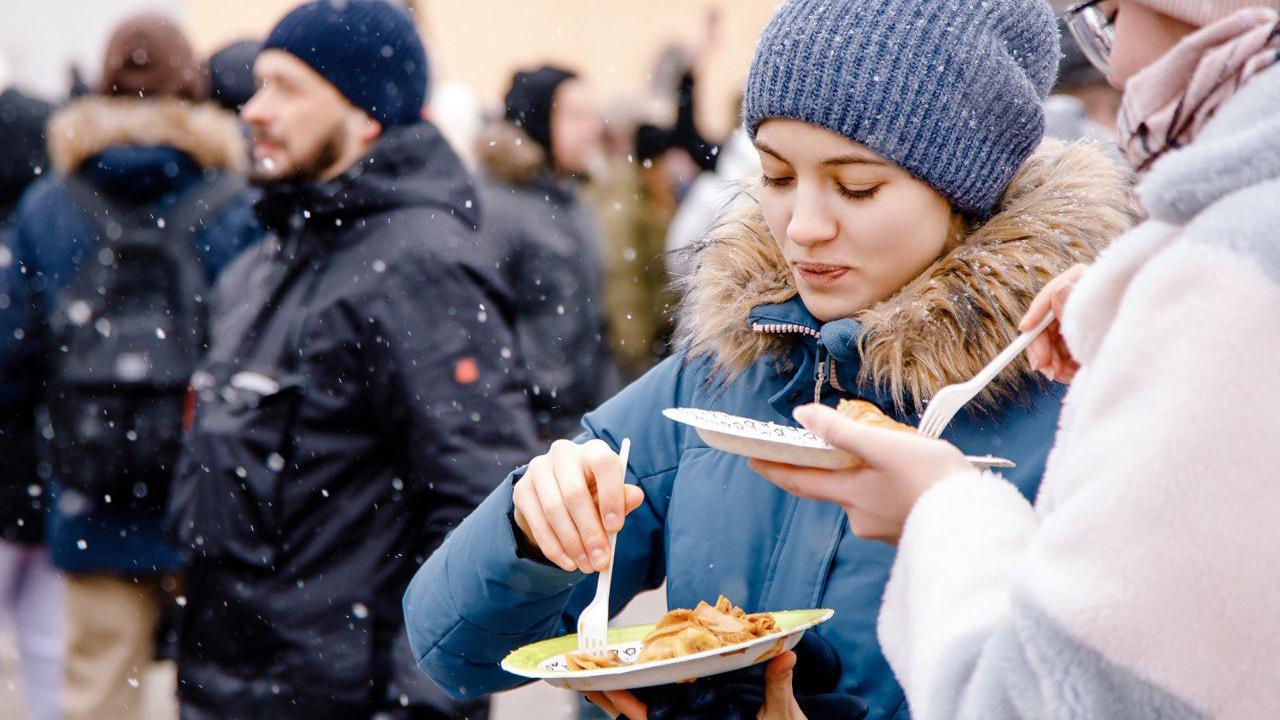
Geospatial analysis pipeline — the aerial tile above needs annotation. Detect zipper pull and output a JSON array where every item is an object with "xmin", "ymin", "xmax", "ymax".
[{"xmin": 813, "ymin": 347, "xmax": 827, "ymax": 404}]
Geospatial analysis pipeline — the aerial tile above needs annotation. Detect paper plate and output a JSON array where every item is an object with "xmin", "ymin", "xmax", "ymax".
[
  {"xmin": 501, "ymin": 608, "xmax": 833, "ymax": 692},
  {"xmin": 662, "ymin": 407, "xmax": 1015, "ymax": 470}
]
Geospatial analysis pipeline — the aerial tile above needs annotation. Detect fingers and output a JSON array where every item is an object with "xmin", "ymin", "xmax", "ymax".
[
  {"xmin": 533, "ymin": 447, "xmax": 593, "ymax": 572},
  {"xmin": 603, "ymin": 689, "xmax": 649, "ymax": 720},
  {"xmin": 792, "ymin": 404, "xmax": 922, "ymax": 466},
  {"xmin": 583, "ymin": 439, "xmax": 626, "ymax": 533},
  {"xmin": 623, "ymin": 485, "xmax": 646, "ymax": 515},
  {"xmin": 583, "ymin": 692, "xmax": 619, "ymax": 718},
  {"xmin": 759, "ymin": 651, "xmax": 803, "ymax": 720},
  {"xmin": 1024, "ymin": 332, "xmax": 1052, "ymax": 373},
  {"xmin": 551, "ymin": 440, "xmax": 611, "ymax": 572},
  {"xmin": 1019, "ymin": 281, "xmax": 1055, "ymax": 332},
  {"xmin": 749, "ymin": 458, "xmax": 857, "ymax": 505},
  {"xmin": 513, "ymin": 464, "xmax": 575, "ymax": 572}
]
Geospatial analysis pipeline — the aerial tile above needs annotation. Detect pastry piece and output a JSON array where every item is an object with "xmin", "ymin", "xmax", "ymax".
[
  {"xmin": 565, "ymin": 649, "xmax": 625, "ymax": 670},
  {"xmin": 835, "ymin": 399, "xmax": 915, "ymax": 433}
]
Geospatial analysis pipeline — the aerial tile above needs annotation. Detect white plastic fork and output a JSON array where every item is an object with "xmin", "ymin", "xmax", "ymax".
[
  {"xmin": 916, "ymin": 311, "xmax": 1055, "ymax": 439},
  {"xmin": 576, "ymin": 437, "xmax": 632, "ymax": 656}
]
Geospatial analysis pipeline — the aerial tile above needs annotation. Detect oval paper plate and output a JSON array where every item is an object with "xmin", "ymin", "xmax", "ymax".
[
  {"xmin": 662, "ymin": 407, "xmax": 1015, "ymax": 470},
  {"xmin": 501, "ymin": 608, "xmax": 833, "ymax": 692}
]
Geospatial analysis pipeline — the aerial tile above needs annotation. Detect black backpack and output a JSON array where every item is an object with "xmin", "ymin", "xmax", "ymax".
[{"xmin": 45, "ymin": 174, "xmax": 244, "ymax": 502}]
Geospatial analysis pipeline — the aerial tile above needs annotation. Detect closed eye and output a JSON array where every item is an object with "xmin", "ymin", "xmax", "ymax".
[
  {"xmin": 760, "ymin": 174, "xmax": 793, "ymax": 188},
  {"xmin": 836, "ymin": 184, "xmax": 879, "ymax": 200}
]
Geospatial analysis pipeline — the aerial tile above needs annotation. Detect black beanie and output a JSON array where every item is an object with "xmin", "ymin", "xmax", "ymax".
[
  {"xmin": 263, "ymin": 0, "xmax": 428, "ymax": 127},
  {"xmin": 503, "ymin": 65, "xmax": 576, "ymax": 154}
]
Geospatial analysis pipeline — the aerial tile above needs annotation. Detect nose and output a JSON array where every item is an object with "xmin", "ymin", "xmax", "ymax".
[
  {"xmin": 240, "ymin": 89, "xmax": 270, "ymax": 125},
  {"xmin": 786, "ymin": 181, "xmax": 838, "ymax": 247}
]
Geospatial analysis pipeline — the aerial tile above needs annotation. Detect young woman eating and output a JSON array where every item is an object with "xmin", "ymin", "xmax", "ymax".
[{"xmin": 404, "ymin": 0, "xmax": 1132, "ymax": 717}]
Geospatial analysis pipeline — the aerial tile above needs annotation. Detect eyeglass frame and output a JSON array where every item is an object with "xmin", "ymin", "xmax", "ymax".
[{"xmin": 1063, "ymin": 0, "xmax": 1117, "ymax": 77}]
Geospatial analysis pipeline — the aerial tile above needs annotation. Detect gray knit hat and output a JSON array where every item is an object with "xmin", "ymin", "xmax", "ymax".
[{"xmin": 743, "ymin": 0, "xmax": 1060, "ymax": 217}]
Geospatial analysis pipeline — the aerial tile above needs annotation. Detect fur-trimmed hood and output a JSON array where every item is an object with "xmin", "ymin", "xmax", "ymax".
[
  {"xmin": 674, "ymin": 139, "xmax": 1136, "ymax": 413},
  {"xmin": 474, "ymin": 119, "xmax": 547, "ymax": 188},
  {"xmin": 47, "ymin": 95, "xmax": 247, "ymax": 175}
]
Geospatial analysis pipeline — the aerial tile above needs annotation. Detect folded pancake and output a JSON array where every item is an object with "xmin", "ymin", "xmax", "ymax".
[{"xmin": 563, "ymin": 596, "xmax": 777, "ymax": 670}]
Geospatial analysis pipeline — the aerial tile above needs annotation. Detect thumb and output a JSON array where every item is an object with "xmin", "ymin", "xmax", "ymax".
[
  {"xmin": 622, "ymin": 485, "xmax": 645, "ymax": 516},
  {"xmin": 793, "ymin": 404, "xmax": 918, "ymax": 466},
  {"xmin": 760, "ymin": 651, "xmax": 801, "ymax": 719}
]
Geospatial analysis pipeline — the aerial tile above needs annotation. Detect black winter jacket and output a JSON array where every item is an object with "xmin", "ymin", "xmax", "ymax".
[{"xmin": 168, "ymin": 122, "xmax": 539, "ymax": 718}]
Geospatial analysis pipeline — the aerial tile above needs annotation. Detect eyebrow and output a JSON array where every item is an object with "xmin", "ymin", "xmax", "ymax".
[{"xmin": 753, "ymin": 140, "xmax": 888, "ymax": 168}]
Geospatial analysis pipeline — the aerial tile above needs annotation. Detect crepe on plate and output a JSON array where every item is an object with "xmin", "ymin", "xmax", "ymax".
[{"xmin": 565, "ymin": 596, "xmax": 777, "ymax": 671}]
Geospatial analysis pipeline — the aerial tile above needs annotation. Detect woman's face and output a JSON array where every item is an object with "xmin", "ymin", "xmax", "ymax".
[
  {"xmin": 754, "ymin": 119, "xmax": 953, "ymax": 323},
  {"xmin": 1110, "ymin": 0, "xmax": 1199, "ymax": 87}
]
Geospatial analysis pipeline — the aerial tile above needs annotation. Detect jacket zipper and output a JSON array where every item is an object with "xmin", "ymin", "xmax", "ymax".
[
  {"xmin": 751, "ymin": 322, "xmax": 829, "ymax": 403},
  {"xmin": 750, "ymin": 321, "xmax": 821, "ymax": 339}
]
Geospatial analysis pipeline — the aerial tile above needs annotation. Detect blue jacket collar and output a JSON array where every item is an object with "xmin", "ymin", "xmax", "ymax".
[{"xmin": 748, "ymin": 295, "xmax": 865, "ymax": 364}]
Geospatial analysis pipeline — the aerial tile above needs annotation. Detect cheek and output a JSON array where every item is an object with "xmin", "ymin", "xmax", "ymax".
[
  {"xmin": 758, "ymin": 194, "xmax": 792, "ymax": 252},
  {"xmin": 849, "ymin": 193, "xmax": 949, "ymax": 290}
]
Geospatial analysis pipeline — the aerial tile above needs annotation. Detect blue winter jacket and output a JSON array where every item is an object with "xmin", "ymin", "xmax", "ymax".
[
  {"xmin": 0, "ymin": 97, "xmax": 259, "ymax": 574},
  {"xmin": 403, "ymin": 141, "xmax": 1129, "ymax": 719}
]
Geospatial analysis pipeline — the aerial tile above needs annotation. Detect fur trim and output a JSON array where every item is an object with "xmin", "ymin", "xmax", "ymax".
[
  {"xmin": 673, "ymin": 139, "xmax": 1137, "ymax": 413},
  {"xmin": 475, "ymin": 120, "xmax": 546, "ymax": 187},
  {"xmin": 47, "ymin": 96, "xmax": 247, "ymax": 175}
]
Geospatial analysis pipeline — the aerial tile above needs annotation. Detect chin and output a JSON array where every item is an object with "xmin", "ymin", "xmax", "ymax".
[{"xmin": 798, "ymin": 292, "xmax": 864, "ymax": 324}]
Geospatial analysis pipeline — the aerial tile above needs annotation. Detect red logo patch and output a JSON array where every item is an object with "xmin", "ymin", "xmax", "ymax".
[{"xmin": 454, "ymin": 357, "xmax": 480, "ymax": 384}]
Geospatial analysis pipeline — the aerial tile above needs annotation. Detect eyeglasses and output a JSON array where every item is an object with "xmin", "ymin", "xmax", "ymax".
[{"xmin": 1063, "ymin": 0, "xmax": 1118, "ymax": 76}]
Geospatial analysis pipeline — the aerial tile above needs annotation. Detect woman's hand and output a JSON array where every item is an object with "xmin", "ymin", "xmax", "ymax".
[
  {"xmin": 581, "ymin": 653, "xmax": 807, "ymax": 720},
  {"xmin": 512, "ymin": 439, "xmax": 646, "ymax": 573},
  {"xmin": 759, "ymin": 652, "xmax": 807, "ymax": 720},
  {"xmin": 750, "ymin": 404, "xmax": 971, "ymax": 544},
  {"xmin": 1022, "ymin": 263, "xmax": 1089, "ymax": 384}
]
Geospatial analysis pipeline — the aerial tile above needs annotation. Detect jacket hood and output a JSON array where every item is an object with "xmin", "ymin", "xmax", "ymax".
[
  {"xmin": 475, "ymin": 119, "xmax": 547, "ymax": 188},
  {"xmin": 1138, "ymin": 64, "xmax": 1280, "ymax": 226},
  {"xmin": 255, "ymin": 120, "xmax": 480, "ymax": 236},
  {"xmin": 673, "ymin": 139, "xmax": 1135, "ymax": 413},
  {"xmin": 47, "ymin": 95, "xmax": 247, "ymax": 176}
]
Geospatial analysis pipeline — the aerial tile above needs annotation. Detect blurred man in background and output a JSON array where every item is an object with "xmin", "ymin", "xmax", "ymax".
[
  {"xmin": 474, "ymin": 65, "xmax": 615, "ymax": 440},
  {"xmin": 2, "ymin": 13, "xmax": 258, "ymax": 720},
  {"xmin": 168, "ymin": 1, "xmax": 538, "ymax": 717}
]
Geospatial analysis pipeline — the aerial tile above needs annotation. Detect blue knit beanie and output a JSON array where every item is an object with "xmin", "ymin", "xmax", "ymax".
[
  {"xmin": 743, "ymin": 0, "xmax": 1060, "ymax": 217},
  {"xmin": 262, "ymin": 0, "xmax": 428, "ymax": 127}
]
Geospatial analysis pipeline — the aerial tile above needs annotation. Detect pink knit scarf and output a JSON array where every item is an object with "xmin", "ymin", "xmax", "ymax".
[{"xmin": 1118, "ymin": 8, "xmax": 1280, "ymax": 172}]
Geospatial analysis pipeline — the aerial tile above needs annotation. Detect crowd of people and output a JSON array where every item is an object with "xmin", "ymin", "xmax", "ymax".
[{"xmin": 0, "ymin": 0, "xmax": 1277, "ymax": 719}]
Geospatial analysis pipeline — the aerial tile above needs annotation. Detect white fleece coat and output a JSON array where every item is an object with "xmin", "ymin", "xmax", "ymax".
[{"xmin": 878, "ymin": 66, "xmax": 1280, "ymax": 719}]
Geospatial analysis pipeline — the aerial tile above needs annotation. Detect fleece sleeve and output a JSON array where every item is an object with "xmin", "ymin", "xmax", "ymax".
[{"xmin": 878, "ymin": 221, "xmax": 1280, "ymax": 719}]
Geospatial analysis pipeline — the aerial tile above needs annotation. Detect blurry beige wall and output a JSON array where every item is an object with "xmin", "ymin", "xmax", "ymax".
[{"xmin": 187, "ymin": 0, "xmax": 781, "ymax": 136}]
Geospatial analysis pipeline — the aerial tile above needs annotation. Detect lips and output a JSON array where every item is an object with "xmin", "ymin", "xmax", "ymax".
[{"xmin": 795, "ymin": 262, "xmax": 850, "ymax": 286}]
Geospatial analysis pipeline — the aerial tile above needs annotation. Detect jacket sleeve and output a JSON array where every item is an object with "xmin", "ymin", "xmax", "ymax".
[
  {"xmin": 403, "ymin": 354, "xmax": 692, "ymax": 698},
  {"xmin": 363, "ymin": 244, "xmax": 542, "ymax": 548},
  {"xmin": 877, "ymin": 230, "xmax": 1280, "ymax": 719},
  {"xmin": 0, "ymin": 195, "xmax": 49, "ymax": 409}
]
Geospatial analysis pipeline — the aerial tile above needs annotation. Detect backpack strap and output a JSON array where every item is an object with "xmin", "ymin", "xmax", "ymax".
[
  {"xmin": 63, "ymin": 172, "xmax": 246, "ymax": 246},
  {"xmin": 63, "ymin": 175, "xmax": 138, "ymax": 241},
  {"xmin": 164, "ymin": 173, "xmax": 247, "ymax": 236}
]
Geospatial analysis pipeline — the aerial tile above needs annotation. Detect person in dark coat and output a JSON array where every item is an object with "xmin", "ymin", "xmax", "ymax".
[
  {"xmin": 2, "ymin": 14, "xmax": 259, "ymax": 720},
  {"xmin": 473, "ymin": 65, "xmax": 616, "ymax": 440},
  {"xmin": 167, "ymin": 2, "xmax": 539, "ymax": 718},
  {"xmin": 0, "ymin": 82, "xmax": 64, "ymax": 720}
]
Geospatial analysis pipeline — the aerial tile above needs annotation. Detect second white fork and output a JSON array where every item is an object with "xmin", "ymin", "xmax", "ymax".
[{"xmin": 917, "ymin": 311, "xmax": 1055, "ymax": 439}]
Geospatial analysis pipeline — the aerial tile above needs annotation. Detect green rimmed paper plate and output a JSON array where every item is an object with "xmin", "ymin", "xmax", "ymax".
[{"xmin": 501, "ymin": 608, "xmax": 834, "ymax": 692}]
